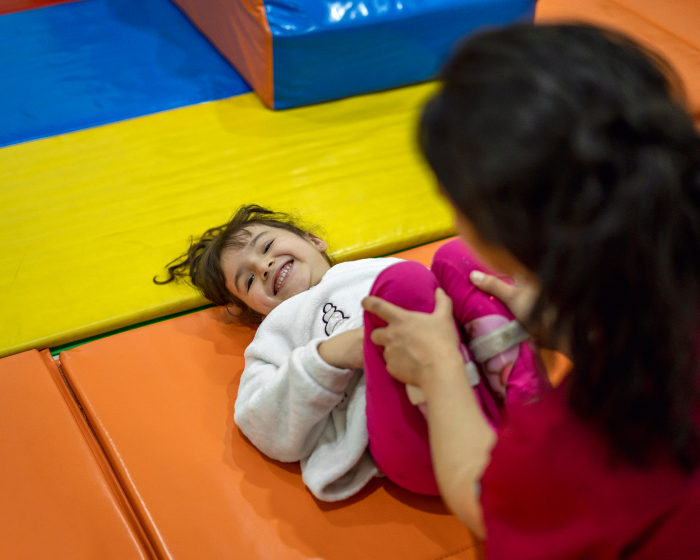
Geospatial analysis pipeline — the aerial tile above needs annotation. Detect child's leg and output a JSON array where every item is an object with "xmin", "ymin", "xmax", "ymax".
[
  {"xmin": 363, "ymin": 261, "xmax": 441, "ymax": 495},
  {"xmin": 431, "ymin": 239, "xmax": 550, "ymax": 405}
]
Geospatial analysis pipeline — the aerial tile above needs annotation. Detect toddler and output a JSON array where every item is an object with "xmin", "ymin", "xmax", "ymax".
[{"xmin": 156, "ymin": 205, "xmax": 549, "ymax": 501}]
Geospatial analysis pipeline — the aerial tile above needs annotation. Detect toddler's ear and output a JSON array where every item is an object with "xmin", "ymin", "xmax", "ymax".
[
  {"xmin": 305, "ymin": 232, "xmax": 328, "ymax": 252},
  {"xmin": 220, "ymin": 303, "xmax": 243, "ymax": 325}
]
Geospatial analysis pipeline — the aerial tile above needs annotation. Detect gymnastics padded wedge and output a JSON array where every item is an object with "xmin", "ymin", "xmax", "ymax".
[{"xmin": 172, "ymin": 0, "xmax": 537, "ymax": 109}]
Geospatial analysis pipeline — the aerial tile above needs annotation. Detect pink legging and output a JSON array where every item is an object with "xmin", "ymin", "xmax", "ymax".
[{"xmin": 363, "ymin": 239, "xmax": 548, "ymax": 495}]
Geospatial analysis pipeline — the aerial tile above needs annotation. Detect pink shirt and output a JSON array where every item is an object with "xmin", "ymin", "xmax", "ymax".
[{"xmin": 481, "ymin": 382, "xmax": 700, "ymax": 559}]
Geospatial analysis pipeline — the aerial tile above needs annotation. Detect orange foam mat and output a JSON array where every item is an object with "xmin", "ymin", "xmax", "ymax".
[
  {"xmin": 0, "ymin": 350, "xmax": 153, "ymax": 559},
  {"xmin": 60, "ymin": 240, "xmax": 484, "ymax": 560},
  {"xmin": 536, "ymin": 0, "xmax": 700, "ymax": 122}
]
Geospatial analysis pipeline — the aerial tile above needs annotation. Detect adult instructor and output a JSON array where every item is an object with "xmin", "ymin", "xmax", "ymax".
[{"xmin": 364, "ymin": 24, "xmax": 700, "ymax": 558}]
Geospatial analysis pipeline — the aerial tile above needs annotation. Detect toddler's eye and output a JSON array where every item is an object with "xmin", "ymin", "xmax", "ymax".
[
  {"xmin": 264, "ymin": 240, "xmax": 273, "ymax": 253},
  {"xmin": 247, "ymin": 275, "xmax": 254, "ymax": 291}
]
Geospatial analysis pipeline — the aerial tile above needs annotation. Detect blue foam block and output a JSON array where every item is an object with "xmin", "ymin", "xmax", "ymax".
[
  {"xmin": 269, "ymin": 0, "xmax": 536, "ymax": 108},
  {"xmin": 0, "ymin": 0, "xmax": 252, "ymax": 147}
]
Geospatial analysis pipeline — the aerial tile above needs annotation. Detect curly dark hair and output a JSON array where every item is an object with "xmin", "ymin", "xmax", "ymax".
[
  {"xmin": 154, "ymin": 205, "xmax": 331, "ymax": 324},
  {"xmin": 420, "ymin": 24, "xmax": 700, "ymax": 470}
]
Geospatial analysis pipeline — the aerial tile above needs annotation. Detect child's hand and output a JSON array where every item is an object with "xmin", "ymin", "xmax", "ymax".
[{"xmin": 318, "ymin": 327, "xmax": 365, "ymax": 370}]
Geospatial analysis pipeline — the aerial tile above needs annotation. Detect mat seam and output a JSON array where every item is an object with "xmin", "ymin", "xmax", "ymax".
[{"xmin": 48, "ymin": 354, "xmax": 160, "ymax": 559}]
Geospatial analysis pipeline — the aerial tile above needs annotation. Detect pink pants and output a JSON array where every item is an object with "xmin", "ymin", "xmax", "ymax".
[{"xmin": 364, "ymin": 239, "xmax": 549, "ymax": 495}]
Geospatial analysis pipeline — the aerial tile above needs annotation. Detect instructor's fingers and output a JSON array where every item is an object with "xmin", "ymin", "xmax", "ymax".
[
  {"xmin": 362, "ymin": 296, "xmax": 406, "ymax": 323},
  {"xmin": 433, "ymin": 288, "xmax": 454, "ymax": 317},
  {"xmin": 469, "ymin": 271, "xmax": 517, "ymax": 305}
]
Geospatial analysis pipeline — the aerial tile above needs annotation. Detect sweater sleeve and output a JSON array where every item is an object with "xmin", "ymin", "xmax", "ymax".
[{"xmin": 234, "ymin": 335, "xmax": 356, "ymax": 463}]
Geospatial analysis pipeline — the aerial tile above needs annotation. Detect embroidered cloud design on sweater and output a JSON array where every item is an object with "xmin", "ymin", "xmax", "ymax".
[{"xmin": 322, "ymin": 303, "xmax": 348, "ymax": 336}]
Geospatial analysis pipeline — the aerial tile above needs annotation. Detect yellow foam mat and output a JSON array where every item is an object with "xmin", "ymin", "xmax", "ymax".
[{"xmin": 0, "ymin": 85, "xmax": 453, "ymax": 358}]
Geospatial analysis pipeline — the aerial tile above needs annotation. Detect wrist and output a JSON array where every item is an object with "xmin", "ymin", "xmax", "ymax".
[{"xmin": 419, "ymin": 351, "xmax": 467, "ymax": 395}]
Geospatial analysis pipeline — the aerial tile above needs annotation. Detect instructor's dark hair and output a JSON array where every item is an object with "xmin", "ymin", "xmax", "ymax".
[
  {"xmin": 421, "ymin": 24, "xmax": 700, "ymax": 470},
  {"xmin": 154, "ymin": 205, "xmax": 330, "ymax": 324}
]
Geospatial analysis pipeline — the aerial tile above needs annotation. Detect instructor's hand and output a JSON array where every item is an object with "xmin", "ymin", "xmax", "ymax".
[
  {"xmin": 469, "ymin": 271, "xmax": 539, "ymax": 326},
  {"xmin": 470, "ymin": 270, "xmax": 567, "ymax": 355},
  {"xmin": 362, "ymin": 288, "xmax": 462, "ymax": 388}
]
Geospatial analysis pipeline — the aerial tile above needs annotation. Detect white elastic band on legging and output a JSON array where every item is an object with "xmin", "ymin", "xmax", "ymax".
[
  {"xmin": 465, "ymin": 360, "xmax": 481, "ymax": 386},
  {"xmin": 469, "ymin": 320, "xmax": 529, "ymax": 363}
]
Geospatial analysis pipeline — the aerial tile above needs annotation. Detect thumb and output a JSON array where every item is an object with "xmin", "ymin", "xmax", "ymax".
[
  {"xmin": 434, "ymin": 287, "xmax": 454, "ymax": 317},
  {"xmin": 469, "ymin": 270, "xmax": 516, "ymax": 305}
]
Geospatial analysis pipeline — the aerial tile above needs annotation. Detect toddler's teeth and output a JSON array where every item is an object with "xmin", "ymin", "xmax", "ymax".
[{"xmin": 275, "ymin": 262, "xmax": 291, "ymax": 294}]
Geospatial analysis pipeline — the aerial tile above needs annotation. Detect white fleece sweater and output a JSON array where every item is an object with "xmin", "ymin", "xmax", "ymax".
[{"xmin": 234, "ymin": 258, "xmax": 403, "ymax": 501}]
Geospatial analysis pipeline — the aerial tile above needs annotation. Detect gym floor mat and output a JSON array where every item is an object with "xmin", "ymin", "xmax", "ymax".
[
  {"xmin": 0, "ymin": 0, "xmax": 251, "ymax": 147},
  {"xmin": 58, "ymin": 240, "xmax": 480, "ymax": 560},
  {"xmin": 0, "ymin": 350, "xmax": 153, "ymax": 559},
  {"xmin": 536, "ymin": 0, "xmax": 700, "ymax": 120},
  {"xmin": 0, "ymin": 84, "xmax": 453, "ymax": 359}
]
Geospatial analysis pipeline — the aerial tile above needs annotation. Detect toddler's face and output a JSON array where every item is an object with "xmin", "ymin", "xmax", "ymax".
[{"xmin": 221, "ymin": 224, "xmax": 331, "ymax": 316}]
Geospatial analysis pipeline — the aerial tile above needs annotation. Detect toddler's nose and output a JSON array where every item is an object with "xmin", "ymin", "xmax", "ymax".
[{"xmin": 261, "ymin": 258, "xmax": 274, "ymax": 279}]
